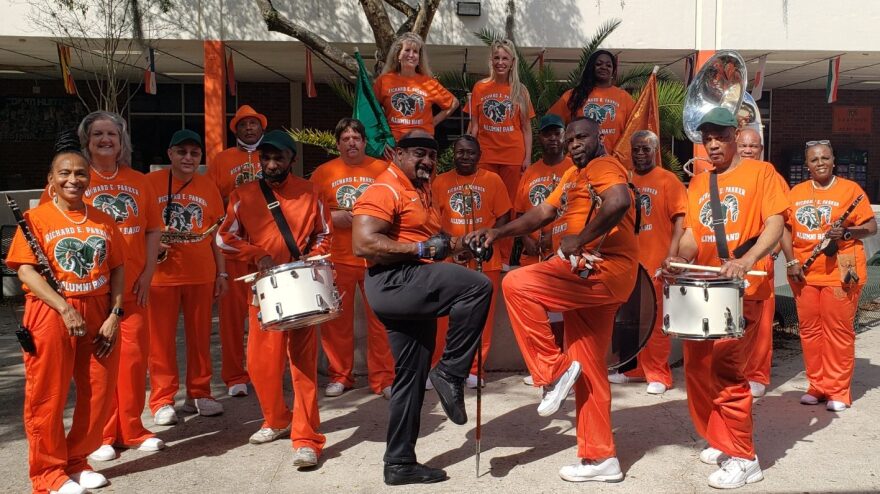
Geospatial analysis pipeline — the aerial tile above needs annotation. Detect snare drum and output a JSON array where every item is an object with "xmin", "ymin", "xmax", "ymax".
[
  {"xmin": 245, "ymin": 259, "xmax": 341, "ymax": 331},
  {"xmin": 662, "ymin": 272, "xmax": 745, "ymax": 340}
]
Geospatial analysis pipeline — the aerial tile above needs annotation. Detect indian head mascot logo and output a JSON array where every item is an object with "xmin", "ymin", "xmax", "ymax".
[
  {"xmin": 528, "ymin": 184, "xmax": 553, "ymax": 206},
  {"xmin": 54, "ymin": 236, "xmax": 107, "ymax": 278},
  {"xmin": 639, "ymin": 193, "xmax": 653, "ymax": 216},
  {"xmin": 164, "ymin": 203, "xmax": 204, "ymax": 232},
  {"xmin": 699, "ymin": 195, "xmax": 740, "ymax": 227},
  {"xmin": 336, "ymin": 183, "xmax": 371, "ymax": 210},
  {"xmin": 92, "ymin": 193, "xmax": 138, "ymax": 222},
  {"xmin": 482, "ymin": 99, "xmax": 512, "ymax": 124},
  {"xmin": 391, "ymin": 92, "xmax": 426, "ymax": 117},
  {"xmin": 796, "ymin": 205, "xmax": 832, "ymax": 231},
  {"xmin": 584, "ymin": 103, "xmax": 616, "ymax": 124},
  {"xmin": 450, "ymin": 190, "xmax": 482, "ymax": 216}
]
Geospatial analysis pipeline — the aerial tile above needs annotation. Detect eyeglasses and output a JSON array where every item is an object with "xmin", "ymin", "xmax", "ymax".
[{"xmin": 805, "ymin": 140, "xmax": 831, "ymax": 148}]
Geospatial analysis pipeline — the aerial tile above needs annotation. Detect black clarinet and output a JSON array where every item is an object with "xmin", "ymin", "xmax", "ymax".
[
  {"xmin": 803, "ymin": 194, "xmax": 865, "ymax": 271},
  {"xmin": 5, "ymin": 194, "xmax": 64, "ymax": 295}
]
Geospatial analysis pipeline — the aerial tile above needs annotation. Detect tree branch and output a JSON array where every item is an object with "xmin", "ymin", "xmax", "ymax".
[
  {"xmin": 384, "ymin": 0, "xmax": 415, "ymax": 17},
  {"xmin": 357, "ymin": 0, "xmax": 396, "ymax": 62},
  {"xmin": 412, "ymin": 0, "xmax": 440, "ymax": 40}
]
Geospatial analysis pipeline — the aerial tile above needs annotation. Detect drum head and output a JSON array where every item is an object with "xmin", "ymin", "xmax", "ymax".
[{"xmin": 607, "ymin": 265, "xmax": 656, "ymax": 370}]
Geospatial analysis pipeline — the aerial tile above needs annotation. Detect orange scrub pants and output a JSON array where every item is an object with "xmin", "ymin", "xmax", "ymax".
[
  {"xmin": 22, "ymin": 295, "xmax": 119, "ymax": 494},
  {"xmin": 219, "ymin": 258, "xmax": 250, "ymax": 387},
  {"xmin": 792, "ymin": 283, "xmax": 861, "ymax": 405},
  {"xmin": 148, "ymin": 282, "xmax": 215, "ymax": 412},
  {"xmin": 503, "ymin": 257, "xmax": 627, "ymax": 460},
  {"xmin": 320, "ymin": 262, "xmax": 394, "ymax": 394},
  {"xmin": 624, "ymin": 278, "xmax": 673, "ymax": 387},
  {"xmin": 744, "ymin": 292, "xmax": 775, "ymax": 386},
  {"xmin": 101, "ymin": 300, "xmax": 154, "ymax": 447},
  {"xmin": 683, "ymin": 300, "xmax": 765, "ymax": 460},
  {"xmin": 433, "ymin": 269, "xmax": 501, "ymax": 375},
  {"xmin": 247, "ymin": 306, "xmax": 326, "ymax": 453},
  {"xmin": 481, "ymin": 163, "xmax": 520, "ymax": 265}
]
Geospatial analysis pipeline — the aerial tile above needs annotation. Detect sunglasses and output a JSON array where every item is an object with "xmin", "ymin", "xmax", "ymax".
[{"xmin": 805, "ymin": 140, "xmax": 831, "ymax": 148}]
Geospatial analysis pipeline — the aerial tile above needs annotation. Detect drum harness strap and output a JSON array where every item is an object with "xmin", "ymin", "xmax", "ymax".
[
  {"xmin": 708, "ymin": 172, "xmax": 730, "ymax": 261},
  {"xmin": 258, "ymin": 179, "xmax": 303, "ymax": 261}
]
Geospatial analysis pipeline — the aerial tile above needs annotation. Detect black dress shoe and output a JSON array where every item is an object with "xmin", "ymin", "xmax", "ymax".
[
  {"xmin": 384, "ymin": 462, "xmax": 448, "ymax": 485},
  {"xmin": 428, "ymin": 367, "xmax": 467, "ymax": 425}
]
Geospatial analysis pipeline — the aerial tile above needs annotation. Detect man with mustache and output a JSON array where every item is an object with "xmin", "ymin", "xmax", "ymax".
[{"xmin": 352, "ymin": 131, "xmax": 492, "ymax": 485}]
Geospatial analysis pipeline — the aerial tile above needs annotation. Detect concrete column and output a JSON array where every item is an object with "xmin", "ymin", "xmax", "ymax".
[
  {"xmin": 289, "ymin": 82, "xmax": 304, "ymax": 177},
  {"xmin": 204, "ymin": 40, "xmax": 226, "ymax": 164}
]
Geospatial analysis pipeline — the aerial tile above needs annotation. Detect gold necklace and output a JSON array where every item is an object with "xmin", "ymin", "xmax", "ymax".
[
  {"xmin": 53, "ymin": 198, "xmax": 89, "ymax": 225},
  {"xmin": 811, "ymin": 176, "xmax": 836, "ymax": 191},
  {"xmin": 91, "ymin": 164, "xmax": 120, "ymax": 180}
]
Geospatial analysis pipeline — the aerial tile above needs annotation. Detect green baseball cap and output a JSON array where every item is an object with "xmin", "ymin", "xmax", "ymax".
[
  {"xmin": 539, "ymin": 114, "xmax": 565, "ymax": 131},
  {"xmin": 169, "ymin": 129, "xmax": 202, "ymax": 147},
  {"xmin": 258, "ymin": 130, "xmax": 298, "ymax": 156},
  {"xmin": 697, "ymin": 107, "xmax": 737, "ymax": 130}
]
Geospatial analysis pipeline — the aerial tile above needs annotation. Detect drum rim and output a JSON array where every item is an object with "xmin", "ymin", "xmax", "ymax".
[
  {"xmin": 665, "ymin": 276, "xmax": 743, "ymax": 287},
  {"xmin": 260, "ymin": 259, "xmax": 333, "ymax": 276},
  {"xmin": 261, "ymin": 308, "xmax": 341, "ymax": 331}
]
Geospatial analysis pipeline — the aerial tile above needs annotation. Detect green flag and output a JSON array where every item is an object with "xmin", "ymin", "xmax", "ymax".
[{"xmin": 353, "ymin": 51, "xmax": 395, "ymax": 158}]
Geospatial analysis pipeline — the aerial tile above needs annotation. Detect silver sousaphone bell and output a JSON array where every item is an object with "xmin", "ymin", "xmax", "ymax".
[{"xmin": 682, "ymin": 50, "xmax": 747, "ymax": 144}]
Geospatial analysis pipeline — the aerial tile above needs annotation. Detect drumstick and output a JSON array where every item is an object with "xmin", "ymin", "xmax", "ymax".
[{"xmin": 668, "ymin": 262, "xmax": 767, "ymax": 277}]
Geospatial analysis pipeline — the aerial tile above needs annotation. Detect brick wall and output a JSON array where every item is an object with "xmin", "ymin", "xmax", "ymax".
[
  {"xmin": 301, "ymin": 83, "xmax": 351, "ymax": 177},
  {"xmin": 771, "ymin": 89, "xmax": 880, "ymax": 201},
  {"xmin": 236, "ymin": 82, "xmax": 291, "ymax": 139}
]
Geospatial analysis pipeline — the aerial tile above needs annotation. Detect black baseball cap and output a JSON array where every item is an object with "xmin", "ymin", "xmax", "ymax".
[
  {"xmin": 258, "ymin": 130, "xmax": 298, "ymax": 156},
  {"xmin": 168, "ymin": 129, "xmax": 202, "ymax": 147}
]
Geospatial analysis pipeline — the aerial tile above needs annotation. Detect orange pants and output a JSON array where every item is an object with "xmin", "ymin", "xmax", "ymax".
[
  {"xmin": 683, "ymin": 300, "xmax": 764, "ymax": 459},
  {"xmin": 102, "ymin": 300, "xmax": 154, "ymax": 447},
  {"xmin": 148, "ymin": 282, "xmax": 215, "ymax": 413},
  {"xmin": 248, "ymin": 306, "xmax": 326, "ymax": 452},
  {"xmin": 744, "ymin": 293, "xmax": 775, "ymax": 385},
  {"xmin": 793, "ymin": 283, "xmax": 861, "ymax": 405},
  {"xmin": 219, "ymin": 258, "xmax": 250, "ymax": 387},
  {"xmin": 320, "ymin": 262, "xmax": 394, "ymax": 394},
  {"xmin": 482, "ymin": 163, "xmax": 521, "ymax": 265},
  {"xmin": 22, "ymin": 295, "xmax": 119, "ymax": 494},
  {"xmin": 433, "ymin": 270, "xmax": 500, "ymax": 374},
  {"xmin": 503, "ymin": 257, "xmax": 626, "ymax": 459},
  {"xmin": 625, "ymin": 278, "xmax": 673, "ymax": 386}
]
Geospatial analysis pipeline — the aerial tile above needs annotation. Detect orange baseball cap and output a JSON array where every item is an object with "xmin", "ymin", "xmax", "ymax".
[{"xmin": 229, "ymin": 105, "xmax": 268, "ymax": 132}]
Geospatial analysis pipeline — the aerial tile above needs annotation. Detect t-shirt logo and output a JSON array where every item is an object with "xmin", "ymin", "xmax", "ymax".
[
  {"xmin": 584, "ymin": 103, "xmax": 616, "ymax": 124},
  {"xmin": 336, "ymin": 183, "xmax": 370, "ymax": 209},
  {"xmin": 450, "ymin": 190, "xmax": 482, "ymax": 216},
  {"xmin": 235, "ymin": 167, "xmax": 261, "ymax": 188},
  {"xmin": 528, "ymin": 184, "xmax": 553, "ymax": 206},
  {"xmin": 482, "ymin": 99, "xmax": 512, "ymax": 124},
  {"xmin": 165, "ymin": 203, "xmax": 204, "ymax": 232},
  {"xmin": 698, "ymin": 195, "xmax": 739, "ymax": 227},
  {"xmin": 54, "ymin": 236, "xmax": 107, "ymax": 278},
  {"xmin": 92, "ymin": 192, "xmax": 139, "ymax": 222},
  {"xmin": 639, "ymin": 193, "xmax": 652, "ymax": 216},
  {"xmin": 795, "ymin": 205, "xmax": 832, "ymax": 231},
  {"xmin": 391, "ymin": 92, "xmax": 425, "ymax": 117},
  {"xmin": 556, "ymin": 190, "xmax": 569, "ymax": 218}
]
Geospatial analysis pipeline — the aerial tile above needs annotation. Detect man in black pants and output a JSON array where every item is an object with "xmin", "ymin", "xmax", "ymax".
[{"xmin": 352, "ymin": 130, "xmax": 492, "ymax": 485}]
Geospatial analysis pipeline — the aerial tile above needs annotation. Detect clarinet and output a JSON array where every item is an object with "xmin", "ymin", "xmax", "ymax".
[
  {"xmin": 5, "ymin": 194, "xmax": 64, "ymax": 295},
  {"xmin": 802, "ymin": 194, "xmax": 864, "ymax": 271}
]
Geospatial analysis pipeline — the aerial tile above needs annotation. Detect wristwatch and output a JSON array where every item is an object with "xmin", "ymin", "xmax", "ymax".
[
  {"xmin": 843, "ymin": 228, "xmax": 853, "ymax": 241},
  {"xmin": 111, "ymin": 306, "xmax": 125, "ymax": 317}
]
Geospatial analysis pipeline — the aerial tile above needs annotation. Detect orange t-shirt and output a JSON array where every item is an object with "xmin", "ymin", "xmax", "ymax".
[
  {"xmin": 6, "ymin": 202, "xmax": 125, "ymax": 298},
  {"xmin": 373, "ymin": 72, "xmax": 457, "ymax": 141},
  {"xmin": 147, "ymin": 169, "xmax": 225, "ymax": 285},
  {"xmin": 431, "ymin": 169, "xmax": 512, "ymax": 271},
  {"xmin": 631, "ymin": 166, "xmax": 688, "ymax": 273},
  {"xmin": 544, "ymin": 156, "xmax": 639, "ymax": 302},
  {"xmin": 309, "ymin": 156, "xmax": 389, "ymax": 267},
  {"xmin": 465, "ymin": 80, "xmax": 535, "ymax": 166},
  {"xmin": 218, "ymin": 175, "xmax": 331, "ymax": 268},
  {"xmin": 209, "ymin": 146, "xmax": 262, "ymax": 201},
  {"xmin": 353, "ymin": 164, "xmax": 441, "ymax": 265},
  {"xmin": 685, "ymin": 159, "xmax": 789, "ymax": 300},
  {"xmin": 788, "ymin": 177, "xmax": 874, "ymax": 286},
  {"xmin": 514, "ymin": 156, "xmax": 574, "ymax": 265},
  {"xmin": 547, "ymin": 86, "xmax": 636, "ymax": 153}
]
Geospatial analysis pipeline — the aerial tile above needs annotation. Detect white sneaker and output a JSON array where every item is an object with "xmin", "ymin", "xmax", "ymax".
[
  {"xmin": 181, "ymin": 398, "xmax": 224, "ymax": 416},
  {"xmin": 558, "ymin": 457, "xmax": 624, "ymax": 483},
  {"xmin": 522, "ymin": 375, "xmax": 534, "ymax": 386},
  {"xmin": 700, "ymin": 446, "xmax": 728, "ymax": 465},
  {"xmin": 537, "ymin": 361, "xmax": 581, "ymax": 417},
  {"xmin": 607, "ymin": 371, "xmax": 630, "ymax": 384},
  {"xmin": 50, "ymin": 480, "xmax": 86, "ymax": 494},
  {"xmin": 153, "ymin": 404, "xmax": 178, "ymax": 425},
  {"xmin": 425, "ymin": 378, "xmax": 434, "ymax": 390},
  {"xmin": 88, "ymin": 444, "xmax": 116, "ymax": 462},
  {"xmin": 137, "ymin": 437, "xmax": 165, "ymax": 452},
  {"xmin": 249, "ymin": 426, "xmax": 291, "ymax": 444},
  {"xmin": 646, "ymin": 382, "xmax": 667, "ymax": 395},
  {"xmin": 228, "ymin": 383, "xmax": 248, "ymax": 397},
  {"xmin": 292, "ymin": 447, "xmax": 319, "ymax": 467},
  {"xmin": 749, "ymin": 381, "xmax": 766, "ymax": 397},
  {"xmin": 465, "ymin": 374, "xmax": 485, "ymax": 389},
  {"xmin": 827, "ymin": 400, "xmax": 847, "ymax": 412},
  {"xmin": 708, "ymin": 456, "xmax": 763, "ymax": 489},
  {"xmin": 325, "ymin": 382, "xmax": 345, "ymax": 397},
  {"xmin": 70, "ymin": 470, "xmax": 108, "ymax": 489},
  {"xmin": 800, "ymin": 393, "xmax": 820, "ymax": 405},
  {"xmin": 381, "ymin": 386, "xmax": 392, "ymax": 400}
]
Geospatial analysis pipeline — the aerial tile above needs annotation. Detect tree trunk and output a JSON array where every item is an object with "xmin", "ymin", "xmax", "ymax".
[
  {"xmin": 412, "ymin": 0, "xmax": 441, "ymax": 41},
  {"xmin": 358, "ymin": 0, "xmax": 396, "ymax": 63}
]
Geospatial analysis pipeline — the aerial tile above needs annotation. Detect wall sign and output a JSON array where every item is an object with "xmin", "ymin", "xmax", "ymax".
[{"xmin": 832, "ymin": 106, "xmax": 872, "ymax": 134}]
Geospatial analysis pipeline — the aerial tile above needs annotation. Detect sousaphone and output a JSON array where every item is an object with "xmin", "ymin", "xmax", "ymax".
[{"xmin": 682, "ymin": 51, "xmax": 748, "ymax": 143}]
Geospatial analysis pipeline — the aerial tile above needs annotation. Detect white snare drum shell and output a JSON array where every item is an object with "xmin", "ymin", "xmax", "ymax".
[
  {"xmin": 252, "ymin": 260, "xmax": 341, "ymax": 331},
  {"xmin": 661, "ymin": 278, "xmax": 745, "ymax": 340}
]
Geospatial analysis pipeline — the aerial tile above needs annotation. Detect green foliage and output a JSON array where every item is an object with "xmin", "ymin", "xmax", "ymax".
[
  {"xmin": 435, "ymin": 146, "xmax": 455, "ymax": 175},
  {"xmin": 288, "ymin": 128, "xmax": 339, "ymax": 157},
  {"xmin": 328, "ymin": 80, "xmax": 355, "ymax": 109},
  {"xmin": 565, "ymin": 18, "xmax": 623, "ymax": 91}
]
